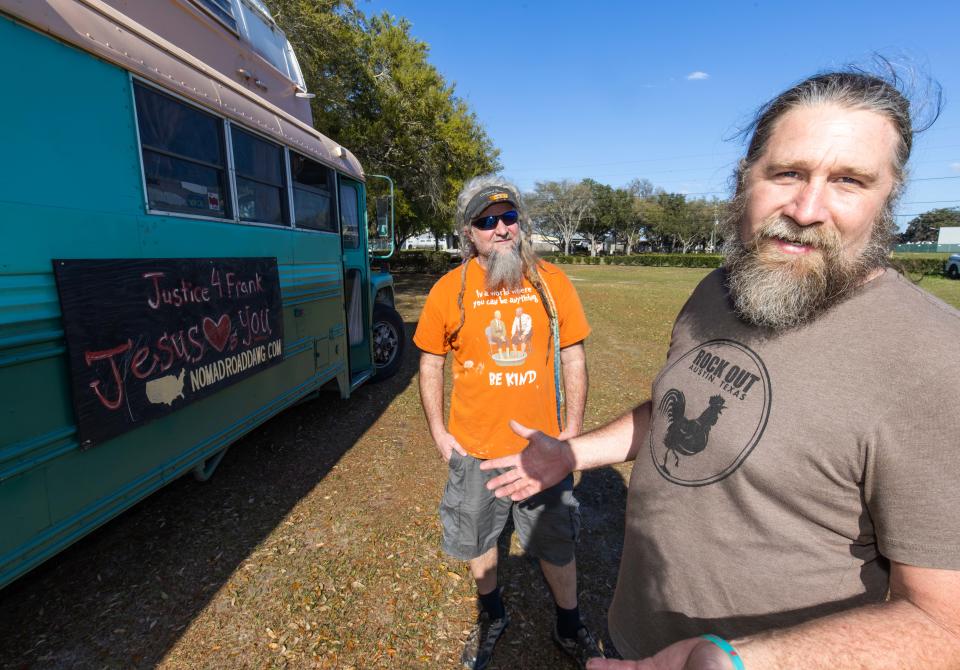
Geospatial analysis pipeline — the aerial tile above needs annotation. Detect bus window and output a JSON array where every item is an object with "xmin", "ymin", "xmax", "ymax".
[
  {"xmin": 237, "ymin": 0, "xmax": 295, "ymax": 81},
  {"xmin": 189, "ymin": 0, "xmax": 238, "ymax": 33},
  {"xmin": 291, "ymin": 152, "xmax": 335, "ymax": 232},
  {"xmin": 231, "ymin": 126, "xmax": 288, "ymax": 225},
  {"xmin": 339, "ymin": 182, "xmax": 360, "ymax": 249},
  {"xmin": 134, "ymin": 82, "xmax": 230, "ymax": 218}
]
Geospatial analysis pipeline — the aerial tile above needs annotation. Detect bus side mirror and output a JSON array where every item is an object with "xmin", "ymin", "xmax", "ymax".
[{"xmin": 367, "ymin": 174, "xmax": 394, "ymax": 259}]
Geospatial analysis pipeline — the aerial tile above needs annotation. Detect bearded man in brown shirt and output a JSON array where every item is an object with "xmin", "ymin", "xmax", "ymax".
[{"xmin": 483, "ymin": 68, "xmax": 960, "ymax": 669}]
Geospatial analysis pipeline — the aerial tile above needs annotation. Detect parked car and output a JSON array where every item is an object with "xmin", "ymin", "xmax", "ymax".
[{"xmin": 946, "ymin": 254, "xmax": 960, "ymax": 279}]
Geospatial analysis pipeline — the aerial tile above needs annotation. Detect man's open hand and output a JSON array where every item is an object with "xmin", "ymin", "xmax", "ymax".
[{"xmin": 479, "ymin": 420, "xmax": 576, "ymax": 500}]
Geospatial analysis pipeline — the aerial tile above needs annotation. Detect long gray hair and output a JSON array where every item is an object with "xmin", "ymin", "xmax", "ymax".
[
  {"xmin": 456, "ymin": 174, "xmax": 541, "ymax": 272},
  {"xmin": 446, "ymin": 176, "xmax": 559, "ymax": 371},
  {"xmin": 725, "ymin": 61, "xmax": 941, "ymax": 243}
]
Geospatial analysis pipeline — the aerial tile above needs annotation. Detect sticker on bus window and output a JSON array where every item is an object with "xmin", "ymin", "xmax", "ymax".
[{"xmin": 208, "ymin": 192, "xmax": 221, "ymax": 210}]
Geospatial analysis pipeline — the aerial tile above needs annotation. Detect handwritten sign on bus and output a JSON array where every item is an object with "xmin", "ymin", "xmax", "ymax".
[{"xmin": 53, "ymin": 258, "xmax": 284, "ymax": 448}]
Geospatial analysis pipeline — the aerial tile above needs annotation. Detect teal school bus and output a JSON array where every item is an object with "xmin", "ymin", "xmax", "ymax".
[{"xmin": 0, "ymin": 0, "xmax": 405, "ymax": 589}]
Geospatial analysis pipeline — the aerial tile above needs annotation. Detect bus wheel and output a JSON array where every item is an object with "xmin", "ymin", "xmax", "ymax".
[{"xmin": 372, "ymin": 304, "xmax": 405, "ymax": 380}]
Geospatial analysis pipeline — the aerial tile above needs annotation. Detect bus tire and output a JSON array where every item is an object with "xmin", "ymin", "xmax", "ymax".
[{"xmin": 371, "ymin": 304, "xmax": 405, "ymax": 380}]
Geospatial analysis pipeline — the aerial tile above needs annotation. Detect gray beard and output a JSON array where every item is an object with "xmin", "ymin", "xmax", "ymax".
[
  {"xmin": 723, "ymin": 215, "xmax": 890, "ymax": 330},
  {"xmin": 484, "ymin": 245, "xmax": 524, "ymax": 292}
]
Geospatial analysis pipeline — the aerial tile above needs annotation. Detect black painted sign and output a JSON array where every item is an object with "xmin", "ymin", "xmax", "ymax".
[{"xmin": 53, "ymin": 258, "xmax": 284, "ymax": 448}]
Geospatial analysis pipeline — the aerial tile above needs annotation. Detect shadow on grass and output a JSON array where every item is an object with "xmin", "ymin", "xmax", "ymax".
[
  {"xmin": 462, "ymin": 466, "xmax": 630, "ymax": 669},
  {"xmin": 0, "ymin": 322, "xmax": 419, "ymax": 669}
]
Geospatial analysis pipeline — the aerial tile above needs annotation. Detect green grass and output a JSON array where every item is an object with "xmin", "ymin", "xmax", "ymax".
[
  {"xmin": 913, "ymin": 275, "xmax": 960, "ymax": 309},
  {"xmin": 564, "ymin": 266, "xmax": 712, "ymax": 426}
]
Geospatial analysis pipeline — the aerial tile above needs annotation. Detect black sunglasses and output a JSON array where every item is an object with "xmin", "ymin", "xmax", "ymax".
[{"xmin": 471, "ymin": 210, "xmax": 519, "ymax": 230}]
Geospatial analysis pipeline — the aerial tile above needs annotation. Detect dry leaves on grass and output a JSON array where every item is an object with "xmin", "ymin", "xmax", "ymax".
[{"xmin": 0, "ymin": 268, "xmax": 710, "ymax": 669}]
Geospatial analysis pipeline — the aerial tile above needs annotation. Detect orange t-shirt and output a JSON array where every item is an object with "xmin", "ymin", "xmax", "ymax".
[{"xmin": 414, "ymin": 259, "xmax": 590, "ymax": 459}]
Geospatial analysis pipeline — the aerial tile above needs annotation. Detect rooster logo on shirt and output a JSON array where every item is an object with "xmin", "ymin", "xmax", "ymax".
[{"xmin": 657, "ymin": 389, "xmax": 726, "ymax": 474}]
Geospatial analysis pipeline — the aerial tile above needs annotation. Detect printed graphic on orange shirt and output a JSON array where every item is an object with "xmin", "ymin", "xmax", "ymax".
[
  {"xmin": 467, "ymin": 285, "xmax": 543, "ymax": 386},
  {"xmin": 470, "ymin": 284, "xmax": 538, "ymax": 366},
  {"xmin": 486, "ymin": 306, "xmax": 533, "ymax": 367}
]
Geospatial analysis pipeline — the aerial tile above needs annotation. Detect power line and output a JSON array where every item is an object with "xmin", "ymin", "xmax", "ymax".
[{"xmin": 910, "ymin": 174, "xmax": 960, "ymax": 182}]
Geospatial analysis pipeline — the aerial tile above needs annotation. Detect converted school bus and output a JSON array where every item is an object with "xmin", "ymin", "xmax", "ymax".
[{"xmin": 0, "ymin": 0, "xmax": 405, "ymax": 589}]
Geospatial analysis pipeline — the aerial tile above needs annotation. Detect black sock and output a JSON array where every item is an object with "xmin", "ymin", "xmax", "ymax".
[
  {"xmin": 555, "ymin": 604, "xmax": 582, "ymax": 639},
  {"xmin": 478, "ymin": 587, "xmax": 505, "ymax": 620}
]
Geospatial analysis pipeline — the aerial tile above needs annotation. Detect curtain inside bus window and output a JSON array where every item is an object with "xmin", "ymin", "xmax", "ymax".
[
  {"xmin": 346, "ymin": 269, "xmax": 363, "ymax": 345},
  {"xmin": 134, "ymin": 83, "xmax": 229, "ymax": 218},
  {"xmin": 339, "ymin": 183, "xmax": 360, "ymax": 249},
  {"xmin": 291, "ymin": 153, "xmax": 334, "ymax": 231},
  {"xmin": 232, "ymin": 127, "xmax": 287, "ymax": 225}
]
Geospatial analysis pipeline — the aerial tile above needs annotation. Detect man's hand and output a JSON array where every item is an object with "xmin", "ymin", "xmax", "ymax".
[
  {"xmin": 586, "ymin": 638, "xmax": 732, "ymax": 670},
  {"xmin": 432, "ymin": 429, "xmax": 467, "ymax": 462},
  {"xmin": 479, "ymin": 420, "xmax": 576, "ymax": 500}
]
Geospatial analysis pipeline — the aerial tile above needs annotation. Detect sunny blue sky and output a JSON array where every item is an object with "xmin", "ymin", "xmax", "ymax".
[{"xmin": 359, "ymin": 0, "xmax": 959, "ymax": 230}]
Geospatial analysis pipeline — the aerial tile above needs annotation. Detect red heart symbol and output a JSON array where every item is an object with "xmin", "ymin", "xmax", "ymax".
[{"xmin": 203, "ymin": 314, "xmax": 231, "ymax": 352}]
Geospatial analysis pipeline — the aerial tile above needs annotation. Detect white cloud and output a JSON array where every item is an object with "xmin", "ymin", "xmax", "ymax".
[
  {"xmin": 950, "ymin": 162, "xmax": 960, "ymax": 172},
  {"xmin": 686, "ymin": 71, "xmax": 710, "ymax": 81}
]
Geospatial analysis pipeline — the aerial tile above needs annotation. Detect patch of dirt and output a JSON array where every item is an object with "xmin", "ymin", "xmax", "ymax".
[{"xmin": 0, "ymin": 272, "xmax": 633, "ymax": 670}]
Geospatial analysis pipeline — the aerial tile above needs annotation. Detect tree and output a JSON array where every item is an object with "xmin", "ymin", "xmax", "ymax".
[
  {"xmin": 347, "ymin": 13, "xmax": 501, "ymax": 248},
  {"xmin": 624, "ymin": 178, "xmax": 662, "ymax": 253},
  {"xmin": 627, "ymin": 178, "xmax": 657, "ymax": 200},
  {"xmin": 900, "ymin": 208, "xmax": 960, "ymax": 243},
  {"xmin": 528, "ymin": 180, "xmax": 593, "ymax": 255},
  {"xmin": 267, "ymin": 1, "xmax": 500, "ymax": 248},
  {"xmin": 649, "ymin": 193, "xmax": 686, "ymax": 252},
  {"xmin": 605, "ymin": 188, "xmax": 637, "ymax": 255},
  {"xmin": 580, "ymin": 180, "xmax": 633, "ymax": 256},
  {"xmin": 648, "ymin": 193, "xmax": 716, "ymax": 253}
]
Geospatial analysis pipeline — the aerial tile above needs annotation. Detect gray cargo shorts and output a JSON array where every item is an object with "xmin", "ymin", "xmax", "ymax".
[{"xmin": 439, "ymin": 450, "xmax": 580, "ymax": 566}]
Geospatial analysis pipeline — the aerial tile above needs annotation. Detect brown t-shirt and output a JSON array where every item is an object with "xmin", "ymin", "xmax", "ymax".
[
  {"xmin": 414, "ymin": 259, "xmax": 590, "ymax": 459},
  {"xmin": 609, "ymin": 268, "xmax": 960, "ymax": 658}
]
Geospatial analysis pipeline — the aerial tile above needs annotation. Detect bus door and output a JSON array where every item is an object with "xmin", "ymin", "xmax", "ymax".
[{"xmin": 338, "ymin": 177, "xmax": 372, "ymax": 385}]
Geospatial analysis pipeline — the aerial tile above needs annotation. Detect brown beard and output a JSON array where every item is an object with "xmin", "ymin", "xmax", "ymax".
[
  {"xmin": 484, "ymin": 243, "xmax": 524, "ymax": 292},
  {"xmin": 723, "ymin": 214, "xmax": 891, "ymax": 329}
]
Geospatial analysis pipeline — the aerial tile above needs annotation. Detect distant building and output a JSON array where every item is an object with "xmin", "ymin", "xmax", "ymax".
[
  {"xmin": 530, "ymin": 233, "xmax": 591, "ymax": 255},
  {"xmin": 404, "ymin": 232, "xmax": 458, "ymax": 252},
  {"xmin": 938, "ymin": 226, "xmax": 960, "ymax": 251},
  {"xmin": 530, "ymin": 233, "xmax": 560, "ymax": 254},
  {"xmin": 895, "ymin": 228, "xmax": 960, "ymax": 254}
]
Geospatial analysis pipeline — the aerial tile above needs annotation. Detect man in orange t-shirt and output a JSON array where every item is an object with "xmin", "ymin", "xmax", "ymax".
[{"xmin": 414, "ymin": 175, "xmax": 601, "ymax": 669}]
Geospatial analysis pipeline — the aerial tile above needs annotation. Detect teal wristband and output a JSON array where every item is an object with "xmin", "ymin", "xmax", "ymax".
[{"xmin": 700, "ymin": 634, "xmax": 745, "ymax": 670}]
